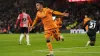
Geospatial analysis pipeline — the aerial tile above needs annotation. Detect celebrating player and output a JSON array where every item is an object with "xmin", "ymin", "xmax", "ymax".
[
  {"xmin": 31, "ymin": 1, "xmax": 69, "ymax": 56},
  {"xmin": 83, "ymin": 15, "xmax": 99, "ymax": 46},
  {"xmin": 15, "ymin": 9, "xmax": 32, "ymax": 45}
]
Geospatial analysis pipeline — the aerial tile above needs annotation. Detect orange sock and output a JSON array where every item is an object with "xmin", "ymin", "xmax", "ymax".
[{"xmin": 47, "ymin": 42, "xmax": 53, "ymax": 51}]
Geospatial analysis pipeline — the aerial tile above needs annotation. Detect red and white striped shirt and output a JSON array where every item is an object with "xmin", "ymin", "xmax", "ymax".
[{"xmin": 16, "ymin": 12, "xmax": 32, "ymax": 27}]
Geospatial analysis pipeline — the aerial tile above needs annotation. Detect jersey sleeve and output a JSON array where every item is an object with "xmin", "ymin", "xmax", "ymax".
[
  {"xmin": 47, "ymin": 8, "xmax": 54, "ymax": 13},
  {"xmin": 17, "ymin": 15, "xmax": 20, "ymax": 19},
  {"xmin": 53, "ymin": 11, "xmax": 63, "ymax": 16},
  {"xmin": 47, "ymin": 8, "xmax": 63, "ymax": 16}
]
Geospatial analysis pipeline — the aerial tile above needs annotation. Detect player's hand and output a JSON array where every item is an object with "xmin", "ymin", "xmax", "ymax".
[
  {"xmin": 29, "ymin": 26, "xmax": 35, "ymax": 31},
  {"xmin": 63, "ymin": 13, "xmax": 69, "ymax": 17},
  {"xmin": 29, "ymin": 26, "xmax": 32, "ymax": 31}
]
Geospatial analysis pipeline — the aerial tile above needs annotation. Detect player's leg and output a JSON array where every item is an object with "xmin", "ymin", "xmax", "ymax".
[
  {"xmin": 59, "ymin": 33, "xmax": 64, "ymax": 41},
  {"xmin": 51, "ymin": 28, "xmax": 59, "ymax": 41},
  {"xmin": 89, "ymin": 35, "xmax": 96, "ymax": 46},
  {"xmin": 86, "ymin": 40, "xmax": 90, "ymax": 46},
  {"xmin": 52, "ymin": 29, "xmax": 60, "ymax": 41},
  {"xmin": 25, "ymin": 27, "xmax": 31, "ymax": 45},
  {"xmin": 46, "ymin": 38, "xmax": 54, "ymax": 56},
  {"xmin": 58, "ymin": 28, "xmax": 64, "ymax": 41},
  {"xmin": 45, "ymin": 30, "xmax": 54, "ymax": 56},
  {"xmin": 87, "ymin": 32, "xmax": 96, "ymax": 46},
  {"xmin": 85, "ymin": 32, "xmax": 91, "ymax": 46},
  {"xmin": 19, "ymin": 34, "xmax": 24, "ymax": 44},
  {"xmin": 26, "ymin": 33, "xmax": 31, "ymax": 45},
  {"xmin": 51, "ymin": 30, "xmax": 64, "ymax": 41},
  {"xmin": 19, "ymin": 27, "xmax": 24, "ymax": 44}
]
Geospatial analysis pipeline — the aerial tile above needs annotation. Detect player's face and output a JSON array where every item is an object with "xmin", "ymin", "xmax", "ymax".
[{"xmin": 36, "ymin": 3, "xmax": 42, "ymax": 11}]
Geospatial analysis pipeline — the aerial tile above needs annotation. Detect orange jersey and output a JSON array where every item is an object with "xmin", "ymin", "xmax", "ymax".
[
  {"xmin": 55, "ymin": 18, "xmax": 62, "ymax": 28},
  {"xmin": 32, "ymin": 8, "xmax": 63, "ymax": 31},
  {"xmin": 84, "ymin": 17, "xmax": 90, "ymax": 31}
]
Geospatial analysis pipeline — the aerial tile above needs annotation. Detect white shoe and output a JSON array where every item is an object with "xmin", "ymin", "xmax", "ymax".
[
  {"xmin": 27, "ymin": 44, "xmax": 31, "ymax": 45},
  {"xmin": 47, "ymin": 53, "xmax": 54, "ymax": 56}
]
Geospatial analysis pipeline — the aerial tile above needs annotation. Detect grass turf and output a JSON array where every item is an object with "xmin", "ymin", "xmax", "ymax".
[{"xmin": 0, "ymin": 33, "xmax": 100, "ymax": 56}]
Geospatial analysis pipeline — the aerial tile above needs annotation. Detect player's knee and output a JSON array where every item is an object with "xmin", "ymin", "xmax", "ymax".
[{"xmin": 46, "ymin": 39, "xmax": 50, "ymax": 43}]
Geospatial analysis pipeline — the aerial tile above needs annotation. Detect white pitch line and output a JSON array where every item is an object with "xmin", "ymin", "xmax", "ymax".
[
  {"xmin": 33, "ymin": 46, "xmax": 100, "ymax": 54},
  {"xmin": 34, "ymin": 46, "xmax": 100, "ymax": 51},
  {"xmin": 0, "ymin": 40, "xmax": 17, "ymax": 41},
  {"xmin": 34, "ymin": 50, "xmax": 100, "ymax": 54}
]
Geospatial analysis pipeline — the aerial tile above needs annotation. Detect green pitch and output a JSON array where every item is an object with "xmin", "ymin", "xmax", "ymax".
[{"xmin": 0, "ymin": 33, "xmax": 100, "ymax": 56}]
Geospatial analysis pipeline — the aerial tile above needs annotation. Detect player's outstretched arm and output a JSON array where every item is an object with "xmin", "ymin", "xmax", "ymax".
[
  {"xmin": 53, "ymin": 11, "xmax": 69, "ymax": 17},
  {"xmin": 32, "ymin": 17, "xmax": 38, "ymax": 27},
  {"xmin": 30, "ymin": 16, "xmax": 39, "ymax": 31},
  {"xmin": 47, "ymin": 8, "xmax": 69, "ymax": 17},
  {"xmin": 30, "ymin": 18, "xmax": 38, "ymax": 31}
]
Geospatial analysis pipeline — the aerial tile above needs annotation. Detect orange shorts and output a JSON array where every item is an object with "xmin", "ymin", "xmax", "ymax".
[{"xmin": 44, "ymin": 28, "xmax": 60, "ymax": 40}]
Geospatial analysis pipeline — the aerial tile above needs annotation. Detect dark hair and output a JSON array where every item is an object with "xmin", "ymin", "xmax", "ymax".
[{"xmin": 36, "ymin": 1, "xmax": 44, "ymax": 6}]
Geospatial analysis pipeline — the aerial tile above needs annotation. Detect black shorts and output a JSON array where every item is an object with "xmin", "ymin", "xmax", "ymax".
[
  {"xmin": 87, "ymin": 31, "xmax": 96, "ymax": 41},
  {"xmin": 20, "ymin": 27, "xmax": 28, "ymax": 33}
]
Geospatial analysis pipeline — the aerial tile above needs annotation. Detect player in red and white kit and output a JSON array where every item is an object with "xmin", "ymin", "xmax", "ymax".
[{"xmin": 15, "ymin": 9, "xmax": 32, "ymax": 45}]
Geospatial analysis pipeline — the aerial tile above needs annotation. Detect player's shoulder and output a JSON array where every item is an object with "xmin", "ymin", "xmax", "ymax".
[
  {"xmin": 18, "ymin": 13, "xmax": 22, "ymax": 18},
  {"xmin": 26, "ymin": 13, "xmax": 30, "ymax": 16},
  {"xmin": 90, "ymin": 20, "xmax": 96, "ymax": 22},
  {"xmin": 43, "ymin": 7, "xmax": 49, "ymax": 10},
  {"xmin": 36, "ymin": 11, "xmax": 40, "ymax": 17},
  {"xmin": 43, "ymin": 7, "xmax": 52, "ymax": 11}
]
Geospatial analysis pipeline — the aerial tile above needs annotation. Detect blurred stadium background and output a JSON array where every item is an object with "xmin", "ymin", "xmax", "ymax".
[
  {"xmin": 0, "ymin": 0, "xmax": 100, "ymax": 56},
  {"xmin": 0, "ymin": 0, "xmax": 100, "ymax": 34}
]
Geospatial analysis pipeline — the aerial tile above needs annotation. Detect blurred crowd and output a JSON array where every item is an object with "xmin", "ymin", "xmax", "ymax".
[
  {"xmin": 65, "ymin": 2, "xmax": 100, "ymax": 29},
  {"xmin": 0, "ymin": 0, "xmax": 100, "ymax": 33},
  {"xmin": 0, "ymin": 0, "xmax": 35, "ymax": 33}
]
